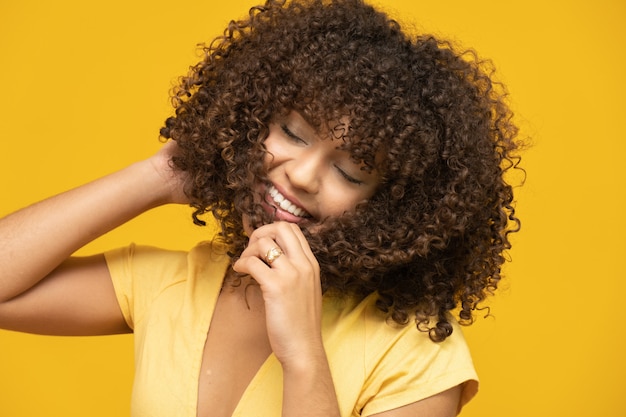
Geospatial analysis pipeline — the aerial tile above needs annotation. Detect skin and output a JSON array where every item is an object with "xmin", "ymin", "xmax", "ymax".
[
  {"xmin": 261, "ymin": 111, "xmax": 380, "ymax": 224},
  {"xmin": 0, "ymin": 114, "xmax": 462, "ymax": 416}
]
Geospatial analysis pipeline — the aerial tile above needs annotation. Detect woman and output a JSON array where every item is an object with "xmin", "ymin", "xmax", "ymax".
[{"xmin": 0, "ymin": 0, "xmax": 521, "ymax": 416}]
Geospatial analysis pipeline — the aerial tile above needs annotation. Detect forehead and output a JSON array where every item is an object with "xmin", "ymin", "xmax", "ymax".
[{"xmin": 279, "ymin": 110, "xmax": 349, "ymax": 140}]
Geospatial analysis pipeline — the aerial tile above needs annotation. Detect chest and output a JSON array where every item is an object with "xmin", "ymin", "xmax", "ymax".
[
  {"xmin": 130, "ymin": 277, "xmax": 405, "ymax": 417},
  {"xmin": 196, "ymin": 283, "xmax": 272, "ymax": 417}
]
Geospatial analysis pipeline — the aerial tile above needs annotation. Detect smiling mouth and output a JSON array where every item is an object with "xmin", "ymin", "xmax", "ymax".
[{"xmin": 267, "ymin": 185, "xmax": 311, "ymax": 219}]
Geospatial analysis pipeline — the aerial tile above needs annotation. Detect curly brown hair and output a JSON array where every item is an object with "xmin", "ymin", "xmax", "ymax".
[{"xmin": 160, "ymin": 0, "xmax": 522, "ymax": 342}]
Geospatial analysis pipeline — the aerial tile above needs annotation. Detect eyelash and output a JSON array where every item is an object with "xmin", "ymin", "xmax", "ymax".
[
  {"xmin": 336, "ymin": 166, "xmax": 363, "ymax": 185},
  {"xmin": 280, "ymin": 123, "xmax": 363, "ymax": 185},
  {"xmin": 281, "ymin": 124, "xmax": 304, "ymax": 143}
]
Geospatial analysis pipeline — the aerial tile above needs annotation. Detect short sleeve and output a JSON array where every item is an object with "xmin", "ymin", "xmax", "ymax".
[
  {"xmin": 104, "ymin": 244, "xmax": 189, "ymax": 330},
  {"xmin": 359, "ymin": 318, "xmax": 478, "ymax": 416}
]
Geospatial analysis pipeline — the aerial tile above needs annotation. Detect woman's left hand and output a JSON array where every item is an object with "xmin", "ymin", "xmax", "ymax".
[{"xmin": 232, "ymin": 221, "xmax": 323, "ymax": 369}]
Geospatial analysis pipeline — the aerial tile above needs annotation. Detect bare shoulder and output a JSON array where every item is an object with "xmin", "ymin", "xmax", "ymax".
[
  {"xmin": 0, "ymin": 254, "xmax": 131, "ymax": 336},
  {"xmin": 366, "ymin": 385, "xmax": 463, "ymax": 417}
]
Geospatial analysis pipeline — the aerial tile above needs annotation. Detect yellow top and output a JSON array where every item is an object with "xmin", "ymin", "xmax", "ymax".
[{"xmin": 105, "ymin": 242, "xmax": 478, "ymax": 417}]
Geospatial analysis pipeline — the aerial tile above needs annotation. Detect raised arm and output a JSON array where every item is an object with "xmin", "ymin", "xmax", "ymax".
[{"xmin": 0, "ymin": 141, "xmax": 187, "ymax": 335}]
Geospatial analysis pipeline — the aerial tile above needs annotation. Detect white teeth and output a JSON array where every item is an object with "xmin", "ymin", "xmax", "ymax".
[
  {"xmin": 268, "ymin": 186, "xmax": 309, "ymax": 218},
  {"xmin": 279, "ymin": 199, "xmax": 292, "ymax": 210}
]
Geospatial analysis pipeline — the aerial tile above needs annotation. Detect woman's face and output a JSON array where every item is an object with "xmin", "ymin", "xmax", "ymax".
[{"xmin": 254, "ymin": 111, "xmax": 379, "ymax": 229}]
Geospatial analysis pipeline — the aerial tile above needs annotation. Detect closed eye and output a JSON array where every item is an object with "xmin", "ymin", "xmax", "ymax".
[
  {"xmin": 335, "ymin": 165, "xmax": 363, "ymax": 185},
  {"xmin": 281, "ymin": 124, "xmax": 306, "ymax": 144}
]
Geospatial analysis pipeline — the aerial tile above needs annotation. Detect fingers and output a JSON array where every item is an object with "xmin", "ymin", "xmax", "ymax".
[
  {"xmin": 232, "ymin": 222, "xmax": 324, "ymax": 364},
  {"xmin": 232, "ymin": 221, "xmax": 319, "ymax": 284},
  {"xmin": 245, "ymin": 222, "xmax": 315, "ymax": 267},
  {"xmin": 146, "ymin": 140, "xmax": 189, "ymax": 205}
]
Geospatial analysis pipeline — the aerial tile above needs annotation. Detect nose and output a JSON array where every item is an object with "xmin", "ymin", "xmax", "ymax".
[{"xmin": 285, "ymin": 149, "xmax": 322, "ymax": 193}]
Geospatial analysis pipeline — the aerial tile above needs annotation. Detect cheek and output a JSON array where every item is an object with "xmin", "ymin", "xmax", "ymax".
[
  {"xmin": 262, "ymin": 151, "xmax": 272, "ymax": 171},
  {"xmin": 323, "ymin": 183, "xmax": 378, "ymax": 216},
  {"xmin": 323, "ymin": 188, "xmax": 364, "ymax": 216}
]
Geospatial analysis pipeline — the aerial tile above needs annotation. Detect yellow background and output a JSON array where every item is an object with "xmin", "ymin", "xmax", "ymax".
[{"xmin": 1, "ymin": 0, "xmax": 624, "ymax": 416}]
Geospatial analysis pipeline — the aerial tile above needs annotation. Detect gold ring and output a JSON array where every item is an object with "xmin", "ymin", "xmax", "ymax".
[{"xmin": 265, "ymin": 247, "xmax": 283, "ymax": 265}]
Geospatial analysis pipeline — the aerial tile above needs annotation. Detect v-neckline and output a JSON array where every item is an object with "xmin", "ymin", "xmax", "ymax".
[
  {"xmin": 229, "ymin": 354, "xmax": 278, "ymax": 416},
  {"xmin": 194, "ymin": 273, "xmax": 276, "ymax": 417}
]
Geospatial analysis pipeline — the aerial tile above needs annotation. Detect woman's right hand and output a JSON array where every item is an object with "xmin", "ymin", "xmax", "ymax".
[{"xmin": 147, "ymin": 140, "xmax": 190, "ymax": 206}]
